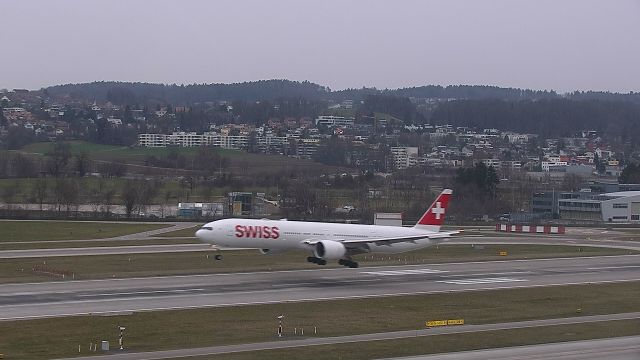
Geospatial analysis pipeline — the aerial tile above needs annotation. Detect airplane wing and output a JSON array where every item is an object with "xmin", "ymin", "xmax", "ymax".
[{"xmin": 303, "ymin": 230, "xmax": 460, "ymax": 247}]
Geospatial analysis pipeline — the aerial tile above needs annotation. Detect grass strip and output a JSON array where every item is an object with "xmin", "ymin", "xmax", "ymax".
[
  {"xmin": 195, "ymin": 319, "xmax": 640, "ymax": 360},
  {"xmin": 0, "ymin": 282, "xmax": 638, "ymax": 359},
  {"xmin": 156, "ymin": 225, "xmax": 202, "ymax": 238},
  {"xmin": 0, "ymin": 221, "xmax": 170, "ymax": 242},
  {"xmin": 0, "ymin": 238, "xmax": 199, "ymax": 251},
  {"xmin": 0, "ymin": 244, "xmax": 634, "ymax": 283}
]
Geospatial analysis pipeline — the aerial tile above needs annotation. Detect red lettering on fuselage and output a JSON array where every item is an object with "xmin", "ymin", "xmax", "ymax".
[{"xmin": 234, "ymin": 225, "xmax": 280, "ymax": 239}]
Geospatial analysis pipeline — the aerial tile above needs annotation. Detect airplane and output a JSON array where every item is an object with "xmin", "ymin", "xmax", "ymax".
[{"xmin": 195, "ymin": 189, "xmax": 458, "ymax": 268}]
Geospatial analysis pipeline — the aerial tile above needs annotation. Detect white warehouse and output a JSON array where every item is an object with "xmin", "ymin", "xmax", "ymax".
[{"xmin": 559, "ymin": 191, "xmax": 640, "ymax": 222}]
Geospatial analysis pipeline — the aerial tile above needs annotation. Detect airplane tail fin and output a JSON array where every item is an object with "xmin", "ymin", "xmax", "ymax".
[{"xmin": 413, "ymin": 189, "xmax": 453, "ymax": 232}]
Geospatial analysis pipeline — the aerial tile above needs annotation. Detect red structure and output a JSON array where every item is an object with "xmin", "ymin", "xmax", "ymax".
[{"xmin": 495, "ymin": 224, "xmax": 565, "ymax": 234}]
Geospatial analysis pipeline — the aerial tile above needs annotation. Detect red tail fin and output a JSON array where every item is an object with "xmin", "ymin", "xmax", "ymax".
[{"xmin": 414, "ymin": 189, "xmax": 453, "ymax": 232}]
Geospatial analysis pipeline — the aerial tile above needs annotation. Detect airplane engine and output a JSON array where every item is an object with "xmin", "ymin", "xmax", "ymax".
[
  {"xmin": 313, "ymin": 240, "xmax": 346, "ymax": 260},
  {"xmin": 259, "ymin": 248, "xmax": 286, "ymax": 255}
]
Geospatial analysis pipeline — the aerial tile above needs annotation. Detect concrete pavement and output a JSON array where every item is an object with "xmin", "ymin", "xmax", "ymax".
[
  {"xmin": 387, "ymin": 335, "xmax": 640, "ymax": 360},
  {"xmin": 2, "ymin": 255, "xmax": 638, "ymax": 320}
]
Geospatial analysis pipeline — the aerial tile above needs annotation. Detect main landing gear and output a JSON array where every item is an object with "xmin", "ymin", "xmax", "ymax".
[
  {"xmin": 307, "ymin": 257, "xmax": 359, "ymax": 268},
  {"xmin": 307, "ymin": 256, "xmax": 327, "ymax": 265},
  {"xmin": 338, "ymin": 259, "xmax": 359, "ymax": 268}
]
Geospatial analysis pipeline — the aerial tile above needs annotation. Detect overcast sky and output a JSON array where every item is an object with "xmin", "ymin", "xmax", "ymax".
[{"xmin": 2, "ymin": 0, "xmax": 639, "ymax": 93}]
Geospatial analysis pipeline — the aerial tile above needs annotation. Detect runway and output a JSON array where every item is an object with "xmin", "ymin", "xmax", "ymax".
[{"xmin": 1, "ymin": 255, "xmax": 638, "ymax": 320}]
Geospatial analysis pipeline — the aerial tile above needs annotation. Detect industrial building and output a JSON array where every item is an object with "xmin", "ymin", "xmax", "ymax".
[
  {"xmin": 531, "ymin": 182, "xmax": 640, "ymax": 223},
  {"xmin": 559, "ymin": 191, "xmax": 640, "ymax": 222}
]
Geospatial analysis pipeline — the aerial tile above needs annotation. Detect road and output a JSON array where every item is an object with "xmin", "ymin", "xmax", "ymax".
[
  {"xmin": 1, "ymin": 255, "xmax": 638, "ymax": 320},
  {"xmin": 389, "ymin": 335, "xmax": 640, "ymax": 360},
  {"xmin": 58, "ymin": 317, "xmax": 640, "ymax": 360}
]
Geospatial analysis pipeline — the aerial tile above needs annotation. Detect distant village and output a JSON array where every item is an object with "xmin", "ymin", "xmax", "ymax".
[{"xmin": 1, "ymin": 89, "xmax": 621, "ymax": 178}]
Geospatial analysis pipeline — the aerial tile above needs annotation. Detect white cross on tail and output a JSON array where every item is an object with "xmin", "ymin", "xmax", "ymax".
[{"xmin": 431, "ymin": 201, "xmax": 445, "ymax": 219}]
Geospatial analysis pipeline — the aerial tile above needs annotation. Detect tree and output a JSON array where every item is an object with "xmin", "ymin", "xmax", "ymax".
[
  {"xmin": 100, "ymin": 187, "xmax": 116, "ymax": 215},
  {"xmin": 32, "ymin": 178, "xmax": 48, "ymax": 211},
  {"xmin": 122, "ymin": 180, "xmax": 140, "ymax": 218},
  {"xmin": 100, "ymin": 162, "xmax": 126, "ymax": 177},
  {"xmin": 46, "ymin": 142, "xmax": 72, "ymax": 177},
  {"xmin": 2, "ymin": 181, "xmax": 20, "ymax": 205},
  {"xmin": 54, "ymin": 178, "xmax": 79, "ymax": 213},
  {"xmin": 453, "ymin": 163, "xmax": 502, "ymax": 218},
  {"xmin": 138, "ymin": 180, "xmax": 160, "ymax": 215},
  {"xmin": 313, "ymin": 137, "xmax": 350, "ymax": 166},
  {"xmin": 12, "ymin": 154, "xmax": 37, "ymax": 177},
  {"xmin": 619, "ymin": 163, "xmax": 640, "ymax": 183},
  {"xmin": 6, "ymin": 126, "xmax": 35, "ymax": 150},
  {"xmin": 0, "ymin": 106, "xmax": 7, "ymax": 126},
  {"xmin": 562, "ymin": 173, "xmax": 583, "ymax": 191},
  {"xmin": 74, "ymin": 152, "xmax": 90, "ymax": 177}
]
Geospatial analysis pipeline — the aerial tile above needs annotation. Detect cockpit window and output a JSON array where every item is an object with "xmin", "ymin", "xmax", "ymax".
[{"xmin": 201, "ymin": 226, "xmax": 213, "ymax": 231}]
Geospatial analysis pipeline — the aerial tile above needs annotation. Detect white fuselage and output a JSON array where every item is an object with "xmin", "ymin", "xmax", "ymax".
[{"xmin": 196, "ymin": 218, "xmax": 438, "ymax": 254}]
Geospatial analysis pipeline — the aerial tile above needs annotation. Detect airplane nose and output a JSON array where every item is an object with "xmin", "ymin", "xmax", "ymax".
[{"xmin": 195, "ymin": 229, "xmax": 206, "ymax": 239}]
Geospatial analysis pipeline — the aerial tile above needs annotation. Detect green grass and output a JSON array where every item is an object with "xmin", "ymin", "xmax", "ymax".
[
  {"xmin": 19, "ymin": 140, "xmax": 342, "ymax": 174},
  {"xmin": 0, "ymin": 177, "xmax": 228, "ymax": 203},
  {"xmin": 19, "ymin": 140, "xmax": 126, "ymax": 155},
  {"xmin": 0, "ymin": 245, "xmax": 633, "ymax": 284},
  {"xmin": 0, "ymin": 221, "xmax": 170, "ymax": 242},
  {"xmin": 156, "ymin": 225, "xmax": 202, "ymax": 237},
  {"xmin": 0, "ymin": 238, "xmax": 198, "ymax": 251},
  {"xmin": 20, "ymin": 140, "xmax": 207, "ymax": 160},
  {"xmin": 199, "ymin": 320, "xmax": 640, "ymax": 360},
  {"xmin": 0, "ymin": 282, "xmax": 637, "ymax": 360}
]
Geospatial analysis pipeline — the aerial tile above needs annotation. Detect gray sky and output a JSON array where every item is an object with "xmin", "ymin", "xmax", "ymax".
[{"xmin": 2, "ymin": 0, "xmax": 639, "ymax": 93}]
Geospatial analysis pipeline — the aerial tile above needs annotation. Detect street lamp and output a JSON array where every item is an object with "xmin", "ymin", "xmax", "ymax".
[
  {"xmin": 277, "ymin": 315, "xmax": 284, "ymax": 337},
  {"xmin": 116, "ymin": 325, "xmax": 126, "ymax": 350}
]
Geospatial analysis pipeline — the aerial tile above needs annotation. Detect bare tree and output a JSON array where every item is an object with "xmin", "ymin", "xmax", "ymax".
[
  {"xmin": 75, "ymin": 152, "xmax": 90, "ymax": 177},
  {"xmin": 122, "ymin": 180, "xmax": 139, "ymax": 218},
  {"xmin": 57, "ymin": 178, "xmax": 80, "ymax": 213},
  {"xmin": 2, "ymin": 181, "xmax": 20, "ymax": 209},
  {"xmin": 88, "ymin": 186, "xmax": 102, "ymax": 214},
  {"xmin": 12, "ymin": 154, "xmax": 37, "ymax": 178},
  {"xmin": 32, "ymin": 178, "xmax": 48, "ymax": 211},
  {"xmin": 101, "ymin": 187, "xmax": 116, "ymax": 215},
  {"xmin": 137, "ymin": 180, "xmax": 160, "ymax": 216},
  {"xmin": 46, "ymin": 142, "xmax": 71, "ymax": 177},
  {"xmin": 160, "ymin": 189, "xmax": 173, "ymax": 218}
]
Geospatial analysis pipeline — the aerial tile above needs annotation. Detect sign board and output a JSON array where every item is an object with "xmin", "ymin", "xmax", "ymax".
[
  {"xmin": 426, "ymin": 319, "xmax": 464, "ymax": 327},
  {"xmin": 426, "ymin": 320, "xmax": 447, "ymax": 327}
]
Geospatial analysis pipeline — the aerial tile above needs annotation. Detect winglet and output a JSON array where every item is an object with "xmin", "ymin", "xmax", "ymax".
[{"xmin": 413, "ymin": 189, "xmax": 453, "ymax": 232}]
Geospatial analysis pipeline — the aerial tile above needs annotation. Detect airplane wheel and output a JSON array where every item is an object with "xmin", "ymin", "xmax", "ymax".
[
  {"xmin": 348, "ymin": 262, "xmax": 359, "ymax": 268},
  {"xmin": 317, "ymin": 259, "xmax": 327, "ymax": 265},
  {"xmin": 214, "ymin": 254, "xmax": 223, "ymax": 261},
  {"xmin": 338, "ymin": 259, "xmax": 346, "ymax": 265}
]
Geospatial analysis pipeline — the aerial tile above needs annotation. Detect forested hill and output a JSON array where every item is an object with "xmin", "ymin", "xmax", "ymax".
[
  {"xmin": 44, "ymin": 80, "xmax": 639, "ymax": 105},
  {"xmin": 45, "ymin": 80, "xmax": 331, "ymax": 104},
  {"xmin": 346, "ymin": 85, "xmax": 559, "ymax": 101},
  {"xmin": 430, "ymin": 99, "xmax": 640, "ymax": 140}
]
